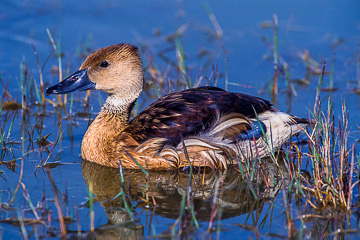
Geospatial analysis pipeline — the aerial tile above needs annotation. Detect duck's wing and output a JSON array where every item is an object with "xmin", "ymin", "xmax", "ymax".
[{"xmin": 127, "ymin": 87, "xmax": 274, "ymax": 145}]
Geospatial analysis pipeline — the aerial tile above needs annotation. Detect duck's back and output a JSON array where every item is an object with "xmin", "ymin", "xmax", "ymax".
[{"xmin": 127, "ymin": 87, "xmax": 274, "ymax": 145}]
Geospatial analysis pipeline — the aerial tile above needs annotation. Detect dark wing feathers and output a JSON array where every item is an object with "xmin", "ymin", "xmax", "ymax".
[{"xmin": 127, "ymin": 87, "xmax": 273, "ymax": 145}]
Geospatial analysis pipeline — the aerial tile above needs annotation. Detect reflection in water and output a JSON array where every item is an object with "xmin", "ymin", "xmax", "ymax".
[{"xmin": 81, "ymin": 158, "xmax": 288, "ymax": 238}]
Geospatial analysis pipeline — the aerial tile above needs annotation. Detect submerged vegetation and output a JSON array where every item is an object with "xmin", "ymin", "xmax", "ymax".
[{"xmin": 1, "ymin": 14, "xmax": 360, "ymax": 239}]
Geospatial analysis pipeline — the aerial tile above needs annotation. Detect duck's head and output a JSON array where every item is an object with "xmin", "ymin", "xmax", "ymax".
[{"xmin": 46, "ymin": 43, "xmax": 144, "ymax": 100}]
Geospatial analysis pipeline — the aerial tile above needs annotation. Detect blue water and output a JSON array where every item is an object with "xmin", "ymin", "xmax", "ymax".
[{"xmin": 1, "ymin": 0, "xmax": 360, "ymax": 239}]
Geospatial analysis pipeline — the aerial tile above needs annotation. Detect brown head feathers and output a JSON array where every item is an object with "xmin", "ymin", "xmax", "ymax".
[{"xmin": 80, "ymin": 43, "xmax": 141, "ymax": 70}]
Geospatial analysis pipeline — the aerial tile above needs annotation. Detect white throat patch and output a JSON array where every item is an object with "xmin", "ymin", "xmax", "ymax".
[{"xmin": 102, "ymin": 94, "xmax": 138, "ymax": 113}]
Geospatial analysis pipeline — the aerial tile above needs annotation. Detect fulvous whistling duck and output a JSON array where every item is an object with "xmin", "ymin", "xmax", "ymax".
[{"xmin": 46, "ymin": 43, "xmax": 309, "ymax": 170}]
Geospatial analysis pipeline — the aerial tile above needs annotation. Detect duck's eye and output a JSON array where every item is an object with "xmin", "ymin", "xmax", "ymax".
[{"xmin": 100, "ymin": 61, "xmax": 109, "ymax": 68}]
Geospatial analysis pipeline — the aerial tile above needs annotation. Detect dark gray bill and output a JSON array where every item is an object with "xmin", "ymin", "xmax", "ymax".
[{"xmin": 46, "ymin": 69, "xmax": 95, "ymax": 95}]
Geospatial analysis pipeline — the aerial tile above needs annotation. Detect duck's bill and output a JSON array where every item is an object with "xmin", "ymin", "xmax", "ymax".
[{"xmin": 46, "ymin": 69, "xmax": 95, "ymax": 95}]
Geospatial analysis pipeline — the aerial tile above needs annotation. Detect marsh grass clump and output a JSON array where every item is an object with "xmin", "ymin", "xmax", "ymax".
[
  {"xmin": 283, "ymin": 103, "xmax": 359, "ymax": 238},
  {"xmin": 299, "ymin": 100, "xmax": 357, "ymax": 210},
  {"xmin": 287, "ymin": 62, "xmax": 359, "ymax": 212}
]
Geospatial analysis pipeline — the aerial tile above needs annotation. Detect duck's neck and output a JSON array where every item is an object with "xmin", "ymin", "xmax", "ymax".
[
  {"xmin": 101, "ymin": 94, "xmax": 137, "ymax": 121},
  {"xmin": 81, "ymin": 94, "xmax": 137, "ymax": 165}
]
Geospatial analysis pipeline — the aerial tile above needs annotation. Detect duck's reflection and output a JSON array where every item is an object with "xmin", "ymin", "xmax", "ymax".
[{"xmin": 81, "ymin": 158, "xmax": 287, "ymax": 238}]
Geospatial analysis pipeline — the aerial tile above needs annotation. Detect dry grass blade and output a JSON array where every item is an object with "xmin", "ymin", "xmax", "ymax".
[
  {"xmin": 40, "ymin": 129, "xmax": 63, "ymax": 167},
  {"xmin": 9, "ymin": 157, "xmax": 24, "ymax": 206},
  {"xmin": 203, "ymin": 3, "xmax": 223, "ymax": 39},
  {"xmin": 46, "ymin": 28, "xmax": 64, "ymax": 106},
  {"xmin": 31, "ymin": 42, "xmax": 45, "ymax": 105},
  {"xmin": 46, "ymin": 169, "xmax": 67, "ymax": 237},
  {"xmin": 272, "ymin": 14, "xmax": 279, "ymax": 102}
]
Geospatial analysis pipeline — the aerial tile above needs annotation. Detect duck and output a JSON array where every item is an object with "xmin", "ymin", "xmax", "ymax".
[{"xmin": 46, "ymin": 43, "xmax": 309, "ymax": 170}]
